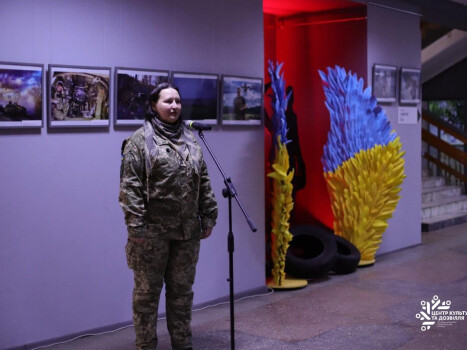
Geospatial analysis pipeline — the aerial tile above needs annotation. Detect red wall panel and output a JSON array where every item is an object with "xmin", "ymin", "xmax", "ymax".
[{"xmin": 264, "ymin": 8, "xmax": 367, "ymax": 230}]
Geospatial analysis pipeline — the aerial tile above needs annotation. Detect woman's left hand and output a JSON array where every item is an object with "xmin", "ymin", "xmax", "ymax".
[{"xmin": 201, "ymin": 227, "xmax": 213, "ymax": 239}]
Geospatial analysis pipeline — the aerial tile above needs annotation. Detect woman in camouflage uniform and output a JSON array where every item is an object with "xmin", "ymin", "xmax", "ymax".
[{"xmin": 119, "ymin": 82, "xmax": 218, "ymax": 350}]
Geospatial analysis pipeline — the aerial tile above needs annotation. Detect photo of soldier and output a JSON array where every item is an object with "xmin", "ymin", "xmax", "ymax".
[
  {"xmin": 233, "ymin": 87, "xmax": 247, "ymax": 120},
  {"xmin": 372, "ymin": 65, "xmax": 397, "ymax": 103},
  {"xmin": 50, "ymin": 70, "xmax": 110, "ymax": 121},
  {"xmin": 400, "ymin": 69, "xmax": 421, "ymax": 103},
  {"xmin": 51, "ymin": 80, "xmax": 69, "ymax": 121},
  {"xmin": 221, "ymin": 76, "xmax": 262, "ymax": 124},
  {"xmin": 0, "ymin": 64, "xmax": 42, "ymax": 123}
]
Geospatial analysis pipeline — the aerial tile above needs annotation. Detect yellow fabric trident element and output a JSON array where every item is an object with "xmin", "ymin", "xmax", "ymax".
[
  {"xmin": 268, "ymin": 137, "xmax": 294, "ymax": 285},
  {"xmin": 324, "ymin": 137, "xmax": 405, "ymax": 264}
]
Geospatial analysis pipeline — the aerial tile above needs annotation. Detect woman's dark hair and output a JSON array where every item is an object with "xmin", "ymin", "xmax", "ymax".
[{"xmin": 149, "ymin": 82, "xmax": 181, "ymax": 104}]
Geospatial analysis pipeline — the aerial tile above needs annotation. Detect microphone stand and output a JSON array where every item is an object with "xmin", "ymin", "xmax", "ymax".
[{"xmin": 196, "ymin": 130, "xmax": 257, "ymax": 350}]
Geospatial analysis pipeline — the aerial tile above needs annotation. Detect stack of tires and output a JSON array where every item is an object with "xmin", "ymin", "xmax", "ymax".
[{"xmin": 285, "ymin": 225, "xmax": 361, "ymax": 278}]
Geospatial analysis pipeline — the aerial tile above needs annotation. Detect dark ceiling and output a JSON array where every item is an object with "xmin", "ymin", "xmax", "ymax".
[{"xmin": 263, "ymin": 0, "xmax": 467, "ymax": 32}]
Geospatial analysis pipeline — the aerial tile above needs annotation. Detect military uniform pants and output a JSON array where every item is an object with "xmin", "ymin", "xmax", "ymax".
[{"xmin": 132, "ymin": 237, "xmax": 200, "ymax": 350}]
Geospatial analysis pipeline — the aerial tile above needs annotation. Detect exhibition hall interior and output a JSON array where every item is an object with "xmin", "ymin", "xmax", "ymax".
[{"xmin": 1, "ymin": 0, "xmax": 466, "ymax": 349}]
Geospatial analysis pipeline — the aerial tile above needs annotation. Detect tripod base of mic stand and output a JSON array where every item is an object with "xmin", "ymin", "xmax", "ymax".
[{"xmin": 266, "ymin": 276, "xmax": 308, "ymax": 290}]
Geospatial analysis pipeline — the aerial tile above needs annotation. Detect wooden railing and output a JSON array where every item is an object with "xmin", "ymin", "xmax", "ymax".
[{"xmin": 422, "ymin": 110, "xmax": 467, "ymax": 186}]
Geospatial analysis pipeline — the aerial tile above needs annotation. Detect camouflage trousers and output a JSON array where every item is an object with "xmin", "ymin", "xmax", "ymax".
[{"xmin": 130, "ymin": 237, "xmax": 200, "ymax": 350}]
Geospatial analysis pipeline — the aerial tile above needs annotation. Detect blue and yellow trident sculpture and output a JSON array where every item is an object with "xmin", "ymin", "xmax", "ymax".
[{"xmin": 320, "ymin": 66, "xmax": 405, "ymax": 265}]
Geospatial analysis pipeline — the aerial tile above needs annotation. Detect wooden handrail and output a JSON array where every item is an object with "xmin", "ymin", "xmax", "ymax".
[
  {"xmin": 422, "ymin": 129, "xmax": 467, "ymax": 166},
  {"xmin": 422, "ymin": 110, "xmax": 467, "ymax": 144},
  {"xmin": 423, "ymin": 153, "xmax": 467, "ymax": 183},
  {"xmin": 422, "ymin": 109, "xmax": 466, "ymax": 185}
]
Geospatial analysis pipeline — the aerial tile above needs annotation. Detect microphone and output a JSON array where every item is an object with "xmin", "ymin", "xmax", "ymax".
[{"xmin": 183, "ymin": 120, "xmax": 212, "ymax": 131}]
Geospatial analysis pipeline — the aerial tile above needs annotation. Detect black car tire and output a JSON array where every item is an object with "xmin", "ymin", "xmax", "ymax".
[
  {"xmin": 331, "ymin": 235, "xmax": 361, "ymax": 274},
  {"xmin": 285, "ymin": 225, "xmax": 337, "ymax": 279}
]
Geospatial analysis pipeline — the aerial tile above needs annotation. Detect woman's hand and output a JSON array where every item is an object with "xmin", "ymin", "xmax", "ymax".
[
  {"xmin": 128, "ymin": 237, "xmax": 147, "ymax": 244},
  {"xmin": 201, "ymin": 227, "xmax": 213, "ymax": 239}
]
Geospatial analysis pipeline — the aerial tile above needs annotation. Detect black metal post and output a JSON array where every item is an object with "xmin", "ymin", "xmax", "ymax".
[
  {"xmin": 197, "ymin": 130, "xmax": 257, "ymax": 350},
  {"xmin": 226, "ymin": 191, "xmax": 235, "ymax": 350}
]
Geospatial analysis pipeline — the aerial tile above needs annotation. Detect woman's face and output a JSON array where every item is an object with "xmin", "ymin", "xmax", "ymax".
[{"xmin": 152, "ymin": 88, "xmax": 181, "ymax": 124}]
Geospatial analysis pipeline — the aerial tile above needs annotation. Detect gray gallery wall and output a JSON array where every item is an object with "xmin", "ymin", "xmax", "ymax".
[
  {"xmin": 0, "ymin": 0, "xmax": 265, "ymax": 348},
  {"xmin": 367, "ymin": 3, "xmax": 422, "ymax": 254}
]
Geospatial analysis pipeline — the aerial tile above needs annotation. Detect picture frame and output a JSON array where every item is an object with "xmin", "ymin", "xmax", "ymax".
[
  {"xmin": 220, "ymin": 75, "xmax": 263, "ymax": 126},
  {"xmin": 171, "ymin": 71, "xmax": 218, "ymax": 125},
  {"xmin": 400, "ymin": 67, "xmax": 421, "ymax": 104},
  {"xmin": 0, "ymin": 62, "xmax": 44, "ymax": 128},
  {"xmin": 114, "ymin": 67, "xmax": 169, "ymax": 126},
  {"xmin": 48, "ymin": 64, "xmax": 111, "ymax": 128},
  {"xmin": 372, "ymin": 64, "xmax": 397, "ymax": 103}
]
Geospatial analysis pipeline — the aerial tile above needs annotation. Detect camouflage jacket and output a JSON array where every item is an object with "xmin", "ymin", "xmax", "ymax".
[{"xmin": 119, "ymin": 123, "xmax": 218, "ymax": 240}]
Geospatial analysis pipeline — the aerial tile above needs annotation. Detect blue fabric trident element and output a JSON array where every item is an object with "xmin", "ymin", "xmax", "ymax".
[
  {"xmin": 319, "ymin": 66, "xmax": 396, "ymax": 173},
  {"xmin": 268, "ymin": 60, "xmax": 292, "ymax": 148}
]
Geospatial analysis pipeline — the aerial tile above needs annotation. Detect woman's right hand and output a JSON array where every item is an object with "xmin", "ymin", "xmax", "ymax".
[
  {"xmin": 128, "ymin": 237, "xmax": 147, "ymax": 244},
  {"xmin": 125, "ymin": 237, "xmax": 149, "ymax": 270},
  {"xmin": 201, "ymin": 227, "xmax": 213, "ymax": 239}
]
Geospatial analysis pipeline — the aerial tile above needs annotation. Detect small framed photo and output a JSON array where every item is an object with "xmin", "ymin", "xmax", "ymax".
[
  {"xmin": 0, "ymin": 62, "xmax": 44, "ymax": 128},
  {"xmin": 171, "ymin": 72, "xmax": 218, "ymax": 125},
  {"xmin": 221, "ymin": 76, "xmax": 263, "ymax": 126},
  {"xmin": 400, "ymin": 67, "xmax": 421, "ymax": 104},
  {"xmin": 115, "ymin": 67, "xmax": 169, "ymax": 126},
  {"xmin": 48, "ymin": 64, "xmax": 111, "ymax": 128},
  {"xmin": 372, "ymin": 64, "xmax": 397, "ymax": 103}
]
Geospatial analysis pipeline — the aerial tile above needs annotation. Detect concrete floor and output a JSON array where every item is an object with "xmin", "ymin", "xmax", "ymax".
[{"xmin": 44, "ymin": 223, "xmax": 467, "ymax": 350}]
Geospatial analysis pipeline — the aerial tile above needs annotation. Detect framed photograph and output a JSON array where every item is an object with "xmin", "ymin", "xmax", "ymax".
[
  {"xmin": 115, "ymin": 67, "xmax": 169, "ymax": 126},
  {"xmin": 400, "ymin": 67, "xmax": 421, "ymax": 104},
  {"xmin": 171, "ymin": 72, "xmax": 218, "ymax": 125},
  {"xmin": 48, "ymin": 64, "xmax": 111, "ymax": 128},
  {"xmin": 221, "ymin": 75, "xmax": 263, "ymax": 126},
  {"xmin": 0, "ymin": 62, "xmax": 44, "ymax": 128},
  {"xmin": 372, "ymin": 64, "xmax": 397, "ymax": 103}
]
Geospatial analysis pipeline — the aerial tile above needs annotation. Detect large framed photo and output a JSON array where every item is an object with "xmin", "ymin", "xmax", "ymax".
[
  {"xmin": 48, "ymin": 64, "xmax": 111, "ymax": 128},
  {"xmin": 115, "ymin": 67, "xmax": 169, "ymax": 126},
  {"xmin": 0, "ymin": 62, "xmax": 44, "ymax": 128},
  {"xmin": 221, "ymin": 75, "xmax": 263, "ymax": 126},
  {"xmin": 400, "ymin": 67, "xmax": 421, "ymax": 104},
  {"xmin": 372, "ymin": 64, "xmax": 397, "ymax": 103},
  {"xmin": 171, "ymin": 72, "xmax": 218, "ymax": 125}
]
